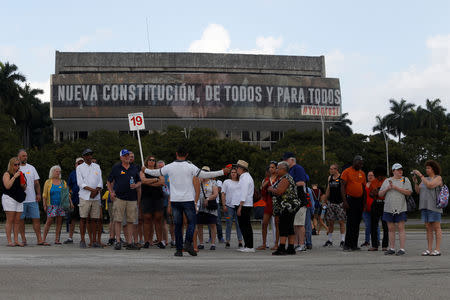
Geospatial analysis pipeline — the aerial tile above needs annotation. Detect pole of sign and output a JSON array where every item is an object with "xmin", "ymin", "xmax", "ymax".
[
  {"xmin": 320, "ymin": 106, "xmax": 325, "ymax": 163},
  {"xmin": 382, "ymin": 129, "xmax": 389, "ymax": 177},
  {"xmin": 137, "ymin": 129, "xmax": 144, "ymax": 167},
  {"xmin": 128, "ymin": 112, "xmax": 146, "ymax": 167}
]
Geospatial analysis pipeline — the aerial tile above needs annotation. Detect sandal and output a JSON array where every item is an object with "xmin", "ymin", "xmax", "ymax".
[
  {"xmin": 430, "ymin": 250, "xmax": 441, "ymax": 256},
  {"xmin": 15, "ymin": 242, "xmax": 25, "ymax": 247},
  {"xmin": 7, "ymin": 243, "xmax": 15, "ymax": 247},
  {"xmin": 54, "ymin": 241, "xmax": 62, "ymax": 245},
  {"xmin": 256, "ymin": 245, "xmax": 267, "ymax": 250},
  {"xmin": 421, "ymin": 250, "xmax": 431, "ymax": 256},
  {"xmin": 270, "ymin": 246, "xmax": 278, "ymax": 250},
  {"xmin": 37, "ymin": 242, "xmax": 51, "ymax": 246}
]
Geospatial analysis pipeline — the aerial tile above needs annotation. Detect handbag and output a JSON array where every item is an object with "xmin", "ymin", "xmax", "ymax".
[
  {"xmin": 402, "ymin": 177, "xmax": 416, "ymax": 212},
  {"xmin": 201, "ymin": 183, "xmax": 218, "ymax": 210},
  {"xmin": 60, "ymin": 180, "xmax": 71, "ymax": 211}
]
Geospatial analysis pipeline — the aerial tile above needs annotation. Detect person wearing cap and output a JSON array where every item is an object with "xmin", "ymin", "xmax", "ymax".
[
  {"xmin": 76, "ymin": 149, "xmax": 103, "ymax": 248},
  {"xmin": 143, "ymin": 145, "xmax": 229, "ymax": 257},
  {"xmin": 341, "ymin": 155, "xmax": 366, "ymax": 251},
  {"xmin": 235, "ymin": 159, "xmax": 255, "ymax": 253},
  {"xmin": 107, "ymin": 149, "xmax": 142, "ymax": 250},
  {"xmin": 379, "ymin": 163, "xmax": 412, "ymax": 255},
  {"xmin": 63, "ymin": 157, "xmax": 84, "ymax": 244}
]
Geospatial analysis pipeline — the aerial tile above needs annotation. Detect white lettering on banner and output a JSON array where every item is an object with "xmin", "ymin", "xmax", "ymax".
[
  {"xmin": 301, "ymin": 105, "xmax": 341, "ymax": 117},
  {"xmin": 103, "ymin": 85, "xmax": 110, "ymax": 101},
  {"xmin": 255, "ymin": 86, "xmax": 262, "ymax": 102},
  {"xmin": 266, "ymin": 87, "xmax": 273, "ymax": 102}
]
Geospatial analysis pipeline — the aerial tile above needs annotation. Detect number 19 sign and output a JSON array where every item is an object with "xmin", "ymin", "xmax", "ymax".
[{"xmin": 128, "ymin": 112, "xmax": 145, "ymax": 131}]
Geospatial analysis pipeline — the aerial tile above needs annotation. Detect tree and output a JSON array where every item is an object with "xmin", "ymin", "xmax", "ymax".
[
  {"xmin": 372, "ymin": 114, "xmax": 392, "ymax": 136},
  {"xmin": 384, "ymin": 99, "xmax": 415, "ymax": 142},
  {"xmin": 329, "ymin": 112, "xmax": 353, "ymax": 136},
  {"xmin": 17, "ymin": 84, "xmax": 44, "ymax": 147},
  {"xmin": 0, "ymin": 62, "xmax": 26, "ymax": 120}
]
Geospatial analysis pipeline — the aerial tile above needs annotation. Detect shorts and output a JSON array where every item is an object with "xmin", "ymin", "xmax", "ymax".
[
  {"xmin": 196, "ymin": 212, "xmax": 217, "ymax": 225},
  {"xmin": 21, "ymin": 201, "xmax": 40, "ymax": 219},
  {"xmin": 79, "ymin": 199, "xmax": 101, "ymax": 219},
  {"xmin": 2, "ymin": 194, "xmax": 23, "ymax": 212},
  {"xmin": 421, "ymin": 209, "xmax": 441, "ymax": 223},
  {"xmin": 47, "ymin": 205, "xmax": 66, "ymax": 217},
  {"xmin": 141, "ymin": 196, "xmax": 164, "ymax": 214},
  {"xmin": 382, "ymin": 212, "xmax": 407, "ymax": 223},
  {"xmin": 70, "ymin": 205, "xmax": 80, "ymax": 221},
  {"xmin": 293, "ymin": 206, "xmax": 307, "ymax": 226},
  {"xmin": 113, "ymin": 198, "xmax": 137, "ymax": 223},
  {"xmin": 325, "ymin": 203, "xmax": 346, "ymax": 222},
  {"xmin": 107, "ymin": 202, "xmax": 114, "ymax": 223}
]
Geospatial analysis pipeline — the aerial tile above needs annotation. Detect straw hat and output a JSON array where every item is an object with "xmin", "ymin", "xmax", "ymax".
[{"xmin": 236, "ymin": 160, "xmax": 249, "ymax": 170}]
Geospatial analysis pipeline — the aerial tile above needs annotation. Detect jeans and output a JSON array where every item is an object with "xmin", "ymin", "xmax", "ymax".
[
  {"xmin": 236, "ymin": 206, "xmax": 253, "ymax": 248},
  {"xmin": 225, "ymin": 206, "xmax": 243, "ymax": 242},
  {"xmin": 362, "ymin": 212, "xmax": 371, "ymax": 243},
  {"xmin": 344, "ymin": 196, "xmax": 363, "ymax": 249},
  {"xmin": 371, "ymin": 201, "xmax": 388, "ymax": 248},
  {"xmin": 216, "ymin": 205, "xmax": 223, "ymax": 240},
  {"xmin": 172, "ymin": 201, "xmax": 197, "ymax": 251},
  {"xmin": 305, "ymin": 206, "xmax": 312, "ymax": 246}
]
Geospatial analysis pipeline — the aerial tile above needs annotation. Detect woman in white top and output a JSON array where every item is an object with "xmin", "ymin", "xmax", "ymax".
[
  {"xmin": 378, "ymin": 163, "xmax": 412, "ymax": 256},
  {"xmin": 221, "ymin": 168, "xmax": 243, "ymax": 248}
]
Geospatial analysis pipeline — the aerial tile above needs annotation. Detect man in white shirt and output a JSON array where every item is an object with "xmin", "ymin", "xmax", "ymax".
[
  {"xmin": 77, "ymin": 149, "xmax": 103, "ymax": 248},
  {"xmin": 18, "ymin": 150, "xmax": 47, "ymax": 245},
  {"xmin": 235, "ymin": 160, "xmax": 255, "ymax": 253},
  {"xmin": 143, "ymin": 145, "xmax": 230, "ymax": 257}
]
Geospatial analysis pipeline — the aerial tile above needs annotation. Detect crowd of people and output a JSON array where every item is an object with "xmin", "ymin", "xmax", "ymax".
[{"xmin": 1, "ymin": 147, "xmax": 446, "ymax": 257}]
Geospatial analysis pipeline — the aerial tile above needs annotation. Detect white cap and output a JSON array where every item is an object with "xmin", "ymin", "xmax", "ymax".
[{"xmin": 392, "ymin": 163, "xmax": 403, "ymax": 170}]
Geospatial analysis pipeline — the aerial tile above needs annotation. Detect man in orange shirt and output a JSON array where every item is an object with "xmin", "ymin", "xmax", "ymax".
[
  {"xmin": 368, "ymin": 166, "xmax": 388, "ymax": 251},
  {"xmin": 341, "ymin": 155, "xmax": 366, "ymax": 251}
]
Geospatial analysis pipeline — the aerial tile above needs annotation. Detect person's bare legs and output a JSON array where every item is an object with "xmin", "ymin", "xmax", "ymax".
[
  {"xmin": 79, "ymin": 218, "xmax": 87, "ymax": 243},
  {"xmin": 13, "ymin": 212, "xmax": 23, "ymax": 246},
  {"xmin": 210, "ymin": 224, "xmax": 217, "ymax": 245},
  {"xmin": 96, "ymin": 218, "xmax": 103, "ymax": 245},
  {"xmin": 425, "ymin": 222, "xmax": 433, "ymax": 251},
  {"xmin": 162, "ymin": 219, "xmax": 168, "ymax": 243},
  {"xmin": 138, "ymin": 219, "xmax": 144, "ymax": 242},
  {"xmin": 5, "ymin": 212, "xmax": 15, "ymax": 245},
  {"xmin": 299, "ymin": 225, "xmax": 305, "ymax": 245},
  {"xmin": 398, "ymin": 221, "xmax": 406, "ymax": 250},
  {"xmin": 19, "ymin": 219, "xmax": 26, "ymax": 244},
  {"xmin": 31, "ymin": 218, "xmax": 43, "ymax": 244},
  {"xmin": 143, "ymin": 214, "xmax": 152, "ymax": 243},
  {"xmin": 153, "ymin": 211, "xmax": 164, "ymax": 242},
  {"xmin": 43, "ymin": 217, "xmax": 54, "ymax": 243},
  {"xmin": 126, "ymin": 222, "xmax": 134, "ymax": 244},
  {"xmin": 432, "ymin": 222, "xmax": 442, "ymax": 252},
  {"xmin": 114, "ymin": 221, "xmax": 122, "ymax": 243},
  {"xmin": 197, "ymin": 225, "xmax": 204, "ymax": 245},
  {"xmin": 55, "ymin": 216, "xmax": 63, "ymax": 243},
  {"xmin": 259, "ymin": 213, "xmax": 270, "ymax": 249},
  {"xmin": 387, "ymin": 222, "xmax": 396, "ymax": 249},
  {"xmin": 272, "ymin": 216, "xmax": 279, "ymax": 249}
]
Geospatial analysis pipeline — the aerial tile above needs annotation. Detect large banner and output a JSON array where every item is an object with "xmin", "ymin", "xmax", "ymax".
[{"xmin": 51, "ymin": 73, "xmax": 341, "ymax": 119}]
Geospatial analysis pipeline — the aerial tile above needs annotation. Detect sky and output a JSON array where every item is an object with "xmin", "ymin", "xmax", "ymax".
[{"xmin": 1, "ymin": 0, "xmax": 449, "ymax": 134}]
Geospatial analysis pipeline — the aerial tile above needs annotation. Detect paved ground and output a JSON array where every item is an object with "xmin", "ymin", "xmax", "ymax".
[{"xmin": 0, "ymin": 225, "xmax": 449, "ymax": 299}]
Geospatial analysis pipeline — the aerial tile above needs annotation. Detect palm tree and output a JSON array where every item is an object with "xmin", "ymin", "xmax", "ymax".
[
  {"xmin": 18, "ymin": 84, "xmax": 44, "ymax": 147},
  {"xmin": 421, "ymin": 99, "xmax": 447, "ymax": 130},
  {"xmin": 330, "ymin": 112, "xmax": 353, "ymax": 136},
  {"xmin": 384, "ymin": 99, "xmax": 415, "ymax": 142},
  {"xmin": 0, "ymin": 62, "xmax": 26, "ymax": 119},
  {"xmin": 372, "ymin": 115, "xmax": 392, "ymax": 135}
]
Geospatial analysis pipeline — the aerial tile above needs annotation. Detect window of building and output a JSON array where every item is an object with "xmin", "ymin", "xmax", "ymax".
[
  {"xmin": 242, "ymin": 131, "xmax": 250, "ymax": 141},
  {"xmin": 78, "ymin": 131, "xmax": 88, "ymax": 139}
]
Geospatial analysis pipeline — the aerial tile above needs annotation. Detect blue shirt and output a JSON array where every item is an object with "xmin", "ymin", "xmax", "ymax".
[
  {"xmin": 107, "ymin": 163, "xmax": 141, "ymax": 201},
  {"xmin": 50, "ymin": 184, "xmax": 62, "ymax": 206},
  {"xmin": 289, "ymin": 164, "xmax": 307, "ymax": 184},
  {"xmin": 67, "ymin": 170, "xmax": 80, "ymax": 205}
]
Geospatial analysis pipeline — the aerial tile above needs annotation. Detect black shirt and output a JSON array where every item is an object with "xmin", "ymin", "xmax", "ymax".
[
  {"xmin": 2, "ymin": 173, "xmax": 26, "ymax": 203},
  {"xmin": 108, "ymin": 163, "xmax": 141, "ymax": 201},
  {"xmin": 328, "ymin": 175, "xmax": 343, "ymax": 204},
  {"xmin": 141, "ymin": 173, "xmax": 163, "ymax": 201}
]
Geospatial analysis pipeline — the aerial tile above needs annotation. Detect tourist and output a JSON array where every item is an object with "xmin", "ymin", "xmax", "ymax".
[
  {"xmin": 413, "ymin": 160, "xmax": 444, "ymax": 256},
  {"xmin": 269, "ymin": 161, "xmax": 301, "ymax": 255},
  {"xmin": 341, "ymin": 156, "xmax": 366, "ymax": 251},
  {"xmin": 2, "ymin": 157, "xmax": 26, "ymax": 246},
  {"xmin": 196, "ymin": 166, "xmax": 219, "ymax": 250},
  {"xmin": 107, "ymin": 149, "xmax": 142, "ymax": 250},
  {"xmin": 235, "ymin": 160, "xmax": 255, "ymax": 253},
  {"xmin": 157, "ymin": 160, "xmax": 174, "ymax": 247},
  {"xmin": 368, "ymin": 166, "xmax": 388, "ymax": 251},
  {"xmin": 42, "ymin": 165, "xmax": 70, "ymax": 245},
  {"xmin": 379, "ymin": 163, "xmax": 412, "ymax": 255},
  {"xmin": 143, "ymin": 145, "xmax": 229, "ymax": 256},
  {"xmin": 64, "ymin": 157, "xmax": 84, "ymax": 244},
  {"xmin": 221, "ymin": 167, "xmax": 244, "ymax": 249},
  {"xmin": 257, "ymin": 161, "xmax": 279, "ymax": 250},
  {"xmin": 311, "ymin": 184, "xmax": 327, "ymax": 235},
  {"xmin": 18, "ymin": 150, "xmax": 46, "ymax": 246},
  {"xmin": 361, "ymin": 171, "xmax": 375, "ymax": 247},
  {"xmin": 140, "ymin": 155, "xmax": 166, "ymax": 248}
]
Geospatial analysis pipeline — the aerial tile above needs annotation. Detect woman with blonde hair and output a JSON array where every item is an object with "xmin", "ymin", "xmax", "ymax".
[
  {"xmin": 2, "ymin": 157, "xmax": 27, "ymax": 246},
  {"xmin": 42, "ymin": 165, "xmax": 71, "ymax": 245}
]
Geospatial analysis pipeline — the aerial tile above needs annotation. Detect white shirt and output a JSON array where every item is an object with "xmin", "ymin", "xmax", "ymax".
[
  {"xmin": 19, "ymin": 164, "xmax": 40, "ymax": 203},
  {"xmin": 215, "ymin": 180, "xmax": 223, "ymax": 203},
  {"xmin": 76, "ymin": 162, "xmax": 103, "ymax": 201},
  {"xmin": 221, "ymin": 179, "xmax": 241, "ymax": 207},
  {"xmin": 237, "ymin": 172, "xmax": 254, "ymax": 207},
  {"xmin": 145, "ymin": 161, "xmax": 224, "ymax": 202},
  {"xmin": 380, "ymin": 177, "xmax": 412, "ymax": 214}
]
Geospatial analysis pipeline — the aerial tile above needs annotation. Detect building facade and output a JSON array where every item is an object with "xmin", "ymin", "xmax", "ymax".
[{"xmin": 50, "ymin": 52, "xmax": 341, "ymax": 149}]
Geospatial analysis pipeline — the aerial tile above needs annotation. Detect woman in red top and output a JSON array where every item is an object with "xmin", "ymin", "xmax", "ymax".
[{"xmin": 257, "ymin": 162, "xmax": 279, "ymax": 250}]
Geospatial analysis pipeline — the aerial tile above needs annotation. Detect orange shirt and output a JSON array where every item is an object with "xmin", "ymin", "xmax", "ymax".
[
  {"xmin": 341, "ymin": 167, "xmax": 366, "ymax": 198},
  {"xmin": 369, "ymin": 178, "xmax": 385, "ymax": 200}
]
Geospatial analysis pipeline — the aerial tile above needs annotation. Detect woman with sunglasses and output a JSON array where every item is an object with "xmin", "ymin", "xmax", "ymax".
[{"xmin": 2, "ymin": 157, "xmax": 27, "ymax": 246}]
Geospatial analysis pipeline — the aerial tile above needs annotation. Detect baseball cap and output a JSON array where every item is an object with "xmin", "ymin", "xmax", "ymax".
[
  {"xmin": 82, "ymin": 148, "xmax": 93, "ymax": 156},
  {"xmin": 120, "ymin": 149, "xmax": 130, "ymax": 156},
  {"xmin": 392, "ymin": 163, "xmax": 403, "ymax": 170},
  {"xmin": 353, "ymin": 155, "xmax": 363, "ymax": 161},
  {"xmin": 282, "ymin": 152, "xmax": 295, "ymax": 160},
  {"xmin": 75, "ymin": 157, "xmax": 84, "ymax": 164}
]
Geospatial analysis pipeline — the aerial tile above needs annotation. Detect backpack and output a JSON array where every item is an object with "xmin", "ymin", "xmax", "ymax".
[{"xmin": 436, "ymin": 184, "xmax": 449, "ymax": 209}]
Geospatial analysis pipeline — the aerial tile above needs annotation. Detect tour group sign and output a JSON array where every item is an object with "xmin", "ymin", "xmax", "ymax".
[{"xmin": 53, "ymin": 83, "xmax": 342, "ymax": 118}]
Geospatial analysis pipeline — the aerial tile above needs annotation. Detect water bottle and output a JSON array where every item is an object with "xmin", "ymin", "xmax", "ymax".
[
  {"xmin": 321, "ymin": 205, "xmax": 327, "ymax": 218},
  {"xmin": 130, "ymin": 176, "xmax": 134, "ymax": 188}
]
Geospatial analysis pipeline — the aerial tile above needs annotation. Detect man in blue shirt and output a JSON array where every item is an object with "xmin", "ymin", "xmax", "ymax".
[{"xmin": 64, "ymin": 157, "xmax": 84, "ymax": 244}]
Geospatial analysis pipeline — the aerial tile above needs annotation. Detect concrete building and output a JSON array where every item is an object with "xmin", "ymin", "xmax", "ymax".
[{"xmin": 50, "ymin": 52, "xmax": 341, "ymax": 149}]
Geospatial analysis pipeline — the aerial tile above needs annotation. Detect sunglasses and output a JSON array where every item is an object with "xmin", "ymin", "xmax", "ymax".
[
  {"xmin": 149, "ymin": 159, "xmax": 156, "ymax": 162},
  {"xmin": 13, "ymin": 163, "xmax": 20, "ymax": 166}
]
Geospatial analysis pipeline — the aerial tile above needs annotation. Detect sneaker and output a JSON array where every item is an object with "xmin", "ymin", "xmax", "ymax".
[
  {"xmin": 241, "ymin": 247, "xmax": 255, "ymax": 253},
  {"xmin": 143, "ymin": 242, "xmax": 150, "ymax": 249},
  {"xmin": 296, "ymin": 245, "xmax": 307, "ymax": 252},
  {"xmin": 286, "ymin": 247, "xmax": 296, "ymax": 255},
  {"xmin": 107, "ymin": 238, "xmax": 116, "ymax": 246},
  {"xmin": 306, "ymin": 244, "xmax": 312, "ymax": 250},
  {"xmin": 323, "ymin": 240, "xmax": 333, "ymax": 247},
  {"xmin": 63, "ymin": 238, "xmax": 73, "ymax": 244},
  {"xmin": 225, "ymin": 242, "xmax": 230, "ymax": 249},
  {"xmin": 272, "ymin": 249, "xmax": 287, "ymax": 256},
  {"xmin": 126, "ymin": 243, "xmax": 141, "ymax": 250},
  {"xmin": 174, "ymin": 250, "xmax": 183, "ymax": 257},
  {"xmin": 198, "ymin": 244, "xmax": 205, "ymax": 250},
  {"xmin": 340, "ymin": 241, "xmax": 345, "ymax": 248},
  {"xmin": 170, "ymin": 241, "xmax": 176, "ymax": 248},
  {"xmin": 396, "ymin": 249, "xmax": 406, "ymax": 256},
  {"xmin": 183, "ymin": 242, "xmax": 197, "ymax": 256},
  {"xmin": 360, "ymin": 242, "xmax": 370, "ymax": 247},
  {"xmin": 157, "ymin": 242, "xmax": 166, "ymax": 249},
  {"xmin": 210, "ymin": 245, "xmax": 216, "ymax": 250},
  {"xmin": 114, "ymin": 242, "xmax": 122, "ymax": 250},
  {"xmin": 384, "ymin": 248, "xmax": 396, "ymax": 255},
  {"xmin": 79, "ymin": 241, "xmax": 87, "ymax": 249}
]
